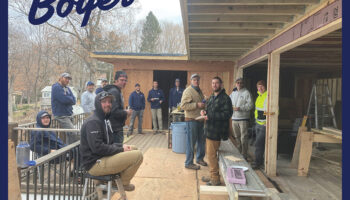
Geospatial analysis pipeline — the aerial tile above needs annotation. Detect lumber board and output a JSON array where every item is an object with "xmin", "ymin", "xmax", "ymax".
[
  {"xmin": 8, "ymin": 140, "xmax": 21, "ymax": 200},
  {"xmin": 291, "ymin": 126, "xmax": 307, "ymax": 168},
  {"xmin": 313, "ymin": 134, "xmax": 342, "ymax": 143},
  {"xmin": 265, "ymin": 53, "xmax": 280, "ymax": 176},
  {"xmin": 297, "ymin": 132, "xmax": 314, "ymax": 176},
  {"xmin": 218, "ymin": 140, "xmax": 268, "ymax": 199},
  {"xmin": 311, "ymin": 128, "xmax": 342, "ymax": 140},
  {"xmin": 200, "ymin": 186, "xmax": 228, "ymax": 195},
  {"xmin": 322, "ymin": 127, "xmax": 342, "ymax": 135}
]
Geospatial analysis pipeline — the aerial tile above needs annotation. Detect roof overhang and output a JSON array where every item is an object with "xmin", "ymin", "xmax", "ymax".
[
  {"xmin": 180, "ymin": 0, "xmax": 326, "ymax": 62},
  {"xmin": 90, "ymin": 52, "xmax": 188, "ymax": 63}
]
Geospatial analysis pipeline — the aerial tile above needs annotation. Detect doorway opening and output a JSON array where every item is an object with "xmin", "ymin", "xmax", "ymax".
[{"xmin": 153, "ymin": 70, "xmax": 187, "ymax": 129}]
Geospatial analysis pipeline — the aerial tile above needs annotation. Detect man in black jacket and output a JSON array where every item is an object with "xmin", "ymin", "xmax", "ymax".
[
  {"xmin": 103, "ymin": 71, "xmax": 132, "ymax": 143},
  {"xmin": 200, "ymin": 77, "xmax": 233, "ymax": 186},
  {"xmin": 80, "ymin": 91, "xmax": 143, "ymax": 191}
]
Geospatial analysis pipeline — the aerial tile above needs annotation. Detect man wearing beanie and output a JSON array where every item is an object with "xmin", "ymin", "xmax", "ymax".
[{"xmin": 103, "ymin": 71, "xmax": 132, "ymax": 143}]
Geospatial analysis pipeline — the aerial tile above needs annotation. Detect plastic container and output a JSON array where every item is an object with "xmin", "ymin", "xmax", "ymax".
[
  {"xmin": 16, "ymin": 141, "xmax": 30, "ymax": 168},
  {"xmin": 170, "ymin": 122, "xmax": 189, "ymax": 154}
]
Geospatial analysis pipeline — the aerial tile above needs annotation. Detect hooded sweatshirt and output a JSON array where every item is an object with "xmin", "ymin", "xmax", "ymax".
[
  {"xmin": 29, "ymin": 111, "xmax": 66, "ymax": 156},
  {"xmin": 103, "ymin": 84, "xmax": 127, "ymax": 132},
  {"xmin": 51, "ymin": 82, "xmax": 76, "ymax": 117},
  {"xmin": 80, "ymin": 94, "xmax": 124, "ymax": 171},
  {"xmin": 229, "ymin": 87, "xmax": 253, "ymax": 120}
]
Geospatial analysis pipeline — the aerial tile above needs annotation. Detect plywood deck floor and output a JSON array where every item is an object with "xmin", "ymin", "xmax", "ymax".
[{"xmin": 110, "ymin": 132, "xmax": 341, "ymax": 200}]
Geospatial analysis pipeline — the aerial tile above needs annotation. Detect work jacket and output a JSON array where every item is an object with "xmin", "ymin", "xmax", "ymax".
[
  {"xmin": 180, "ymin": 86, "xmax": 204, "ymax": 119},
  {"xmin": 169, "ymin": 87, "xmax": 184, "ymax": 108},
  {"xmin": 147, "ymin": 88, "xmax": 165, "ymax": 109},
  {"xmin": 80, "ymin": 95, "xmax": 124, "ymax": 171},
  {"xmin": 51, "ymin": 82, "xmax": 76, "ymax": 117},
  {"xmin": 255, "ymin": 91, "xmax": 268, "ymax": 125},
  {"xmin": 229, "ymin": 87, "xmax": 253, "ymax": 120},
  {"xmin": 204, "ymin": 89, "xmax": 233, "ymax": 141},
  {"xmin": 103, "ymin": 85, "xmax": 127, "ymax": 132},
  {"xmin": 129, "ymin": 91, "xmax": 145, "ymax": 111}
]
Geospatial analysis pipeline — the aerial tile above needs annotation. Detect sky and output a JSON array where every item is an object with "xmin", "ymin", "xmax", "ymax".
[{"xmin": 135, "ymin": 0, "xmax": 183, "ymax": 24}]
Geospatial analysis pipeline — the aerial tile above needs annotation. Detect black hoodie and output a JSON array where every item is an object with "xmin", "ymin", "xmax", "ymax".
[
  {"xmin": 103, "ymin": 84, "xmax": 127, "ymax": 132},
  {"xmin": 80, "ymin": 94, "xmax": 124, "ymax": 171}
]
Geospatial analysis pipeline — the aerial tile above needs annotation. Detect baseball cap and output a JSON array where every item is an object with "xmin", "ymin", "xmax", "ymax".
[
  {"xmin": 97, "ymin": 91, "xmax": 115, "ymax": 101},
  {"xmin": 235, "ymin": 77, "xmax": 243, "ymax": 82},
  {"xmin": 115, "ymin": 71, "xmax": 128, "ymax": 80},
  {"xmin": 101, "ymin": 78, "xmax": 108, "ymax": 82},
  {"xmin": 190, "ymin": 74, "xmax": 200, "ymax": 80},
  {"xmin": 175, "ymin": 78, "xmax": 180, "ymax": 82},
  {"xmin": 61, "ymin": 72, "xmax": 72, "ymax": 80},
  {"xmin": 40, "ymin": 112, "xmax": 50, "ymax": 118},
  {"xmin": 86, "ymin": 81, "xmax": 94, "ymax": 86},
  {"xmin": 135, "ymin": 83, "xmax": 140, "ymax": 87}
]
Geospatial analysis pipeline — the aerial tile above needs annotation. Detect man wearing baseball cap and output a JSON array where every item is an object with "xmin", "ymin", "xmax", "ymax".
[
  {"xmin": 128, "ymin": 83, "xmax": 145, "ymax": 136},
  {"xmin": 103, "ymin": 71, "xmax": 132, "ymax": 143},
  {"xmin": 95, "ymin": 78, "xmax": 108, "ymax": 95},
  {"xmin": 169, "ymin": 78, "xmax": 184, "ymax": 112},
  {"xmin": 51, "ymin": 72, "xmax": 78, "ymax": 144},
  {"xmin": 81, "ymin": 81, "xmax": 96, "ymax": 114},
  {"xmin": 180, "ymin": 73, "xmax": 207, "ymax": 170}
]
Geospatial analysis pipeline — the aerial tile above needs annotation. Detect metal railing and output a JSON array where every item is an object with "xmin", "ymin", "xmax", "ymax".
[
  {"xmin": 13, "ymin": 127, "xmax": 80, "ymax": 161},
  {"xmin": 19, "ymin": 141, "xmax": 97, "ymax": 200}
]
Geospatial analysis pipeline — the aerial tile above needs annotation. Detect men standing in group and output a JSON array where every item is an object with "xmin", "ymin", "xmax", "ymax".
[
  {"xmin": 81, "ymin": 81, "xmax": 96, "ymax": 114},
  {"xmin": 180, "ymin": 74, "xmax": 207, "ymax": 170},
  {"xmin": 200, "ymin": 77, "xmax": 233, "ymax": 186},
  {"xmin": 252, "ymin": 80, "xmax": 268, "ymax": 169},
  {"xmin": 147, "ymin": 81, "xmax": 165, "ymax": 134},
  {"xmin": 169, "ymin": 78, "xmax": 184, "ymax": 111},
  {"xmin": 128, "ymin": 83, "xmax": 145, "ymax": 136},
  {"xmin": 51, "ymin": 72, "xmax": 78, "ymax": 144},
  {"xmin": 103, "ymin": 71, "xmax": 132, "ymax": 144},
  {"xmin": 229, "ymin": 78, "xmax": 253, "ymax": 160},
  {"xmin": 95, "ymin": 78, "xmax": 108, "ymax": 94}
]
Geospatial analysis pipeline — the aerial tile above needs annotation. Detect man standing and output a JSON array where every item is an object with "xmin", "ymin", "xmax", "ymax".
[
  {"xmin": 147, "ymin": 81, "xmax": 165, "ymax": 134},
  {"xmin": 80, "ymin": 91, "xmax": 143, "ymax": 192},
  {"xmin": 103, "ymin": 71, "xmax": 132, "ymax": 144},
  {"xmin": 95, "ymin": 78, "xmax": 108, "ymax": 95},
  {"xmin": 252, "ymin": 80, "xmax": 268, "ymax": 169},
  {"xmin": 81, "ymin": 81, "xmax": 96, "ymax": 114},
  {"xmin": 180, "ymin": 74, "xmax": 207, "ymax": 170},
  {"xmin": 128, "ymin": 83, "xmax": 145, "ymax": 136},
  {"xmin": 169, "ymin": 78, "xmax": 184, "ymax": 111},
  {"xmin": 201, "ymin": 77, "xmax": 233, "ymax": 186},
  {"xmin": 229, "ymin": 78, "xmax": 253, "ymax": 160},
  {"xmin": 51, "ymin": 72, "xmax": 78, "ymax": 144}
]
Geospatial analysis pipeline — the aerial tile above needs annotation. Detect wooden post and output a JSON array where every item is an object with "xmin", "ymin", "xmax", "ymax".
[
  {"xmin": 265, "ymin": 53, "xmax": 280, "ymax": 176},
  {"xmin": 8, "ymin": 122, "xmax": 19, "ymax": 147},
  {"xmin": 8, "ymin": 140, "xmax": 21, "ymax": 200}
]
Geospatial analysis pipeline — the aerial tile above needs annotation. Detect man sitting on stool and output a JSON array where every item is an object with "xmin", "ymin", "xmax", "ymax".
[{"xmin": 80, "ymin": 91, "xmax": 143, "ymax": 191}]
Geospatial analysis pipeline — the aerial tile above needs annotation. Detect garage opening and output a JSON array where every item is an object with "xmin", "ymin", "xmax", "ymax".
[{"xmin": 153, "ymin": 70, "xmax": 187, "ymax": 129}]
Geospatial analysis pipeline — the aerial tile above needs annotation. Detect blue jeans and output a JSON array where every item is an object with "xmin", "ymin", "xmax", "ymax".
[
  {"xmin": 255, "ymin": 123, "xmax": 266, "ymax": 165},
  {"xmin": 185, "ymin": 121, "xmax": 206, "ymax": 166},
  {"xmin": 113, "ymin": 130, "xmax": 124, "ymax": 144},
  {"xmin": 128, "ymin": 110, "xmax": 144, "ymax": 133}
]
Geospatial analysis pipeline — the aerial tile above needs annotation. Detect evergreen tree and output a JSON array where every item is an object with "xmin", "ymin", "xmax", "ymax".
[{"xmin": 140, "ymin": 11, "xmax": 162, "ymax": 53}]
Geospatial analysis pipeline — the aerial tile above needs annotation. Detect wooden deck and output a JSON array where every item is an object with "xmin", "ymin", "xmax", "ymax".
[{"xmin": 110, "ymin": 131, "xmax": 341, "ymax": 200}]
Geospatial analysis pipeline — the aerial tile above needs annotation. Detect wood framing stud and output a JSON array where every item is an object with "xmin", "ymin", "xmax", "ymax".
[{"xmin": 265, "ymin": 53, "xmax": 280, "ymax": 177}]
